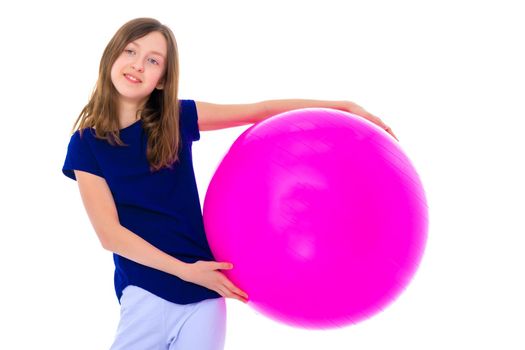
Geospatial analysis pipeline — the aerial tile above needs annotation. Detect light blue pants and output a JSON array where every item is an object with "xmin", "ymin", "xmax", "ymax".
[{"xmin": 109, "ymin": 285, "xmax": 227, "ymax": 350}]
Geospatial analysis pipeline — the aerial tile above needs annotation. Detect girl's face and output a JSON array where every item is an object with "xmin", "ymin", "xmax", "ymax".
[{"xmin": 110, "ymin": 31, "xmax": 167, "ymax": 106}]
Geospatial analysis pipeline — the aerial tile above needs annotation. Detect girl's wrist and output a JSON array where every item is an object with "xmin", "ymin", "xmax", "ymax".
[{"xmin": 173, "ymin": 260, "xmax": 191, "ymax": 280}]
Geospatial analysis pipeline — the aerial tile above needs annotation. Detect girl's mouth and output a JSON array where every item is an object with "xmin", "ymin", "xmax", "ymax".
[{"xmin": 124, "ymin": 74, "xmax": 142, "ymax": 83}]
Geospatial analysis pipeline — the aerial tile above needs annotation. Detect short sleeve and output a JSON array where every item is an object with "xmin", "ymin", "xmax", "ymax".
[
  {"xmin": 179, "ymin": 99, "xmax": 201, "ymax": 142},
  {"xmin": 62, "ymin": 129, "xmax": 105, "ymax": 181}
]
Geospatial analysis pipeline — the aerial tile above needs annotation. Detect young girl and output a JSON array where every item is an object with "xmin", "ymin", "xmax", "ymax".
[{"xmin": 62, "ymin": 17, "xmax": 397, "ymax": 350}]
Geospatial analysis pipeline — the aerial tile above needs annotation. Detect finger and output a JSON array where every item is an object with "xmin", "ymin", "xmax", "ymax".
[
  {"xmin": 367, "ymin": 113, "xmax": 383, "ymax": 124},
  {"xmin": 216, "ymin": 285, "xmax": 228, "ymax": 297},
  {"xmin": 226, "ymin": 283, "xmax": 249, "ymax": 301},
  {"xmin": 221, "ymin": 282, "xmax": 249, "ymax": 303},
  {"xmin": 218, "ymin": 271, "xmax": 250, "ymax": 302},
  {"xmin": 215, "ymin": 262, "xmax": 233, "ymax": 270},
  {"xmin": 222, "ymin": 278, "xmax": 249, "ymax": 299},
  {"xmin": 217, "ymin": 285, "xmax": 247, "ymax": 303},
  {"xmin": 390, "ymin": 131, "xmax": 399, "ymax": 141},
  {"xmin": 383, "ymin": 126, "xmax": 398, "ymax": 140},
  {"xmin": 214, "ymin": 287, "xmax": 226, "ymax": 298}
]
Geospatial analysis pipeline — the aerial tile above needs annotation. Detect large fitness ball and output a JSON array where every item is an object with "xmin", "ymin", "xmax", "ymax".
[{"xmin": 203, "ymin": 108, "xmax": 428, "ymax": 329}]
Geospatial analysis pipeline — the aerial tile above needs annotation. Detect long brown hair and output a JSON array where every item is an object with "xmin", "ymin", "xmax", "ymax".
[{"xmin": 71, "ymin": 18, "xmax": 181, "ymax": 172}]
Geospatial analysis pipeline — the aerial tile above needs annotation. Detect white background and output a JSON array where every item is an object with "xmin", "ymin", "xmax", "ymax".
[{"xmin": 1, "ymin": 0, "xmax": 524, "ymax": 349}]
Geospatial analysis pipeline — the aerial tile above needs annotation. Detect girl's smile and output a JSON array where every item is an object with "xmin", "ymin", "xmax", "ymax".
[{"xmin": 123, "ymin": 73, "xmax": 142, "ymax": 83}]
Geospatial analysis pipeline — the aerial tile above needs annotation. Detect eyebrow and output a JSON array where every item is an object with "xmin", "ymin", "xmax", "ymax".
[{"xmin": 128, "ymin": 41, "xmax": 166, "ymax": 59}]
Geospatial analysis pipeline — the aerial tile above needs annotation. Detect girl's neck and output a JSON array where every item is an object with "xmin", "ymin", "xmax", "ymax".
[{"xmin": 118, "ymin": 97, "xmax": 146, "ymax": 129}]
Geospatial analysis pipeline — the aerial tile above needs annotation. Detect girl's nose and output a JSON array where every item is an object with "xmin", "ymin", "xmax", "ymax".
[{"xmin": 132, "ymin": 62, "xmax": 144, "ymax": 73}]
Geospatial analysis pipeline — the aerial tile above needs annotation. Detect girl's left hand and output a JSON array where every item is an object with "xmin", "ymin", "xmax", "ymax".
[{"xmin": 344, "ymin": 102, "xmax": 399, "ymax": 142}]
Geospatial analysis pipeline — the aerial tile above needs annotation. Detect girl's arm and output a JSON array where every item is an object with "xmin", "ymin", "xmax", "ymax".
[
  {"xmin": 74, "ymin": 169, "xmax": 188, "ymax": 276},
  {"xmin": 74, "ymin": 170, "xmax": 248, "ymax": 303},
  {"xmin": 196, "ymin": 99, "xmax": 397, "ymax": 140}
]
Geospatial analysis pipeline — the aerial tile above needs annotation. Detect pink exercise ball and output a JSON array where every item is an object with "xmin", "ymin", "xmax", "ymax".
[{"xmin": 203, "ymin": 108, "xmax": 428, "ymax": 329}]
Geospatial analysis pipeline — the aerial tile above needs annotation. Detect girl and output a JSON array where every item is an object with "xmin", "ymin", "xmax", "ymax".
[{"xmin": 62, "ymin": 17, "xmax": 397, "ymax": 350}]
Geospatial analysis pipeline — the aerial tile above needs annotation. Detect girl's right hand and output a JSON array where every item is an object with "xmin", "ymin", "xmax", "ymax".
[{"xmin": 179, "ymin": 260, "xmax": 249, "ymax": 304}]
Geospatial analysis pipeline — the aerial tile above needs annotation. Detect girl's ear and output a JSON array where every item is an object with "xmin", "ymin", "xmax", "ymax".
[{"xmin": 156, "ymin": 80, "xmax": 164, "ymax": 90}]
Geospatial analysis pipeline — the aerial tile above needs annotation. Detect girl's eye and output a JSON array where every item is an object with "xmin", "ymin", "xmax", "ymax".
[{"xmin": 123, "ymin": 48, "xmax": 160, "ymax": 65}]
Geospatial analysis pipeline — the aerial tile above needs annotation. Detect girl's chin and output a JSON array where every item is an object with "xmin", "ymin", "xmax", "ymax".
[
  {"xmin": 116, "ymin": 93, "xmax": 149, "ymax": 105},
  {"xmin": 112, "ymin": 83, "xmax": 153, "ymax": 104}
]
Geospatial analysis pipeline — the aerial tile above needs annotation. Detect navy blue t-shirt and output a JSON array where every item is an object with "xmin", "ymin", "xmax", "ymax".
[{"xmin": 62, "ymin": 99, "xmax": 221, "ymax": 305}]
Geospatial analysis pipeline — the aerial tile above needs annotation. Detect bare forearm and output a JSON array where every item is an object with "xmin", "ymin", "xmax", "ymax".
[
  {"xmin": 103, "ymin": 224, "xmax": 188, "ymax": 278},
  {"xmin": 259, "ymin": 99, "xmax": 351, "ymax": 122}
]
